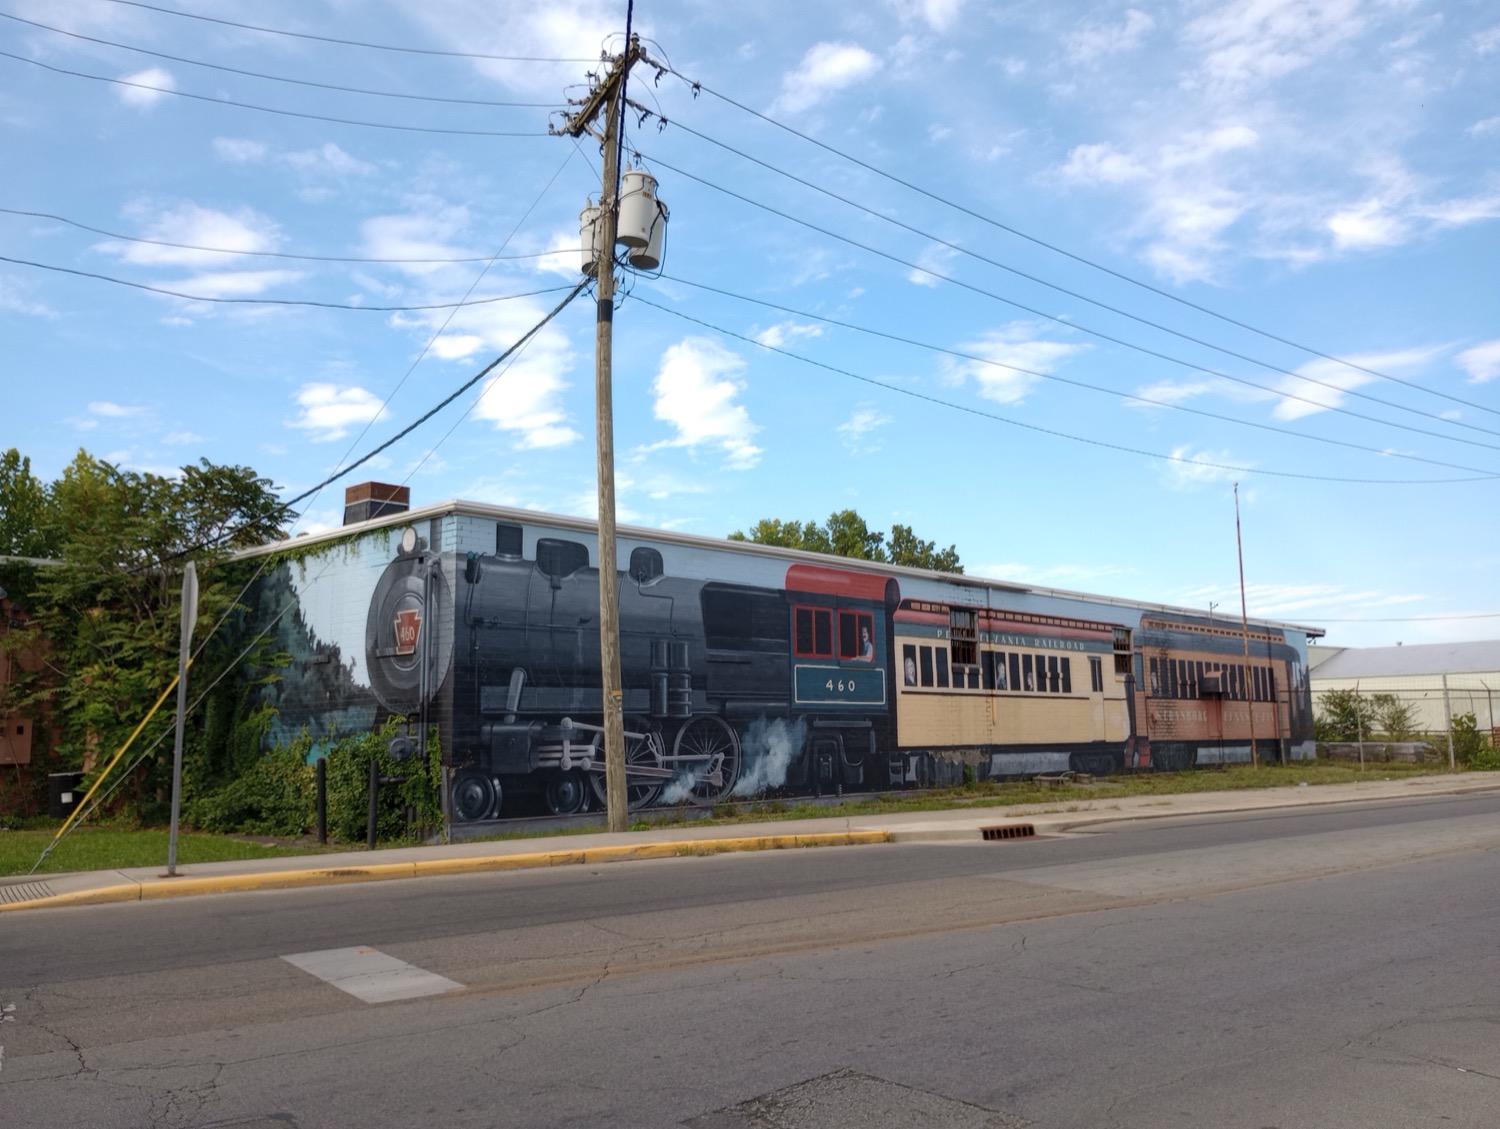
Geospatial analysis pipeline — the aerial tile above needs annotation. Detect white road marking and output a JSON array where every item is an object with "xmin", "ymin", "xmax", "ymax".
[{"xmin": 281, "ymin": 946, "xmax": 463, "ymax": 1004}]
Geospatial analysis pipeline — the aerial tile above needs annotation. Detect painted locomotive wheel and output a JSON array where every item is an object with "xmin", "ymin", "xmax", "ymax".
[
  {"xmin": 544, "ymin": 769, "xmax": 589, "ymax": 815},
  {"xmin": 587, "ymin": 717, "xmax": 666, "ymax": 810},
  {"xmin": 672, "ymin": 715, "xmax": 741, "ymax": 803},
  {"xmin": 451, "ymin": 768, "xmax": 498, "ymax": 822}
]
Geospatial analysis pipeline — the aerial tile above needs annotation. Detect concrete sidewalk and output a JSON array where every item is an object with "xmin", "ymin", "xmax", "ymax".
[{"xmin": 4, "ymin": 773, "xmax": 1498, "ymax": 913}]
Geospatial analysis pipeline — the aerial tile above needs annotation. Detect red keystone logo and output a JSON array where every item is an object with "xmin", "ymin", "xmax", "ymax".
[{"xmin": 393, "ymin": 608, "xmax": 422, "ymax": 656}]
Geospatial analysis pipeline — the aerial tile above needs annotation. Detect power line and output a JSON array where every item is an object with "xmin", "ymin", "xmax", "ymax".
[
  {"xmin": 640, "ymin": 153, "xmax": 1500, "ymax": 456},
  {"xmin": 669, "ymin": 70, "xmax": 1500, "ymax": 423},
  {"xmin": 654, "ymin": 274, "xmax": 1500, "ymax": 478},
  {"xmin": 97, "ymin": 0, "xmax": 597, "ymax": 62},
  {"xmin": 2, "ymin": 206, "xmax": 579, "ymax": 266},
  {"xmin": 1309, "ymin": 613, "xmax": 1500, "ymax": 622},
  {"xmin": 0, "ymin": 254, "xmax": 577, "ymax": 311},
  {"xmin": 633, "ymin": 114, "xmax": 1500, "ymax": 434},
  {"xmin": 630, "ymin": 293, "xmax": 1498, "ymax": 486},
  {"xmin": 0, "ymin": 50, "xmax": 552, "ymax": 137},
  {"xmin": 1, "ymin": 12, "xmax": 560, "ymax": 107}
]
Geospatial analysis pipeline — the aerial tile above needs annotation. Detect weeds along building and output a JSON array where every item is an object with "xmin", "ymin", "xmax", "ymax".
[{"xmin": 232, "ymin": 484, "xmax": 1324, "ymax": 825}]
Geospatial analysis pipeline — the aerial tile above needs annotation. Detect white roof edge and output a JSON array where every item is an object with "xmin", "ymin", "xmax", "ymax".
[{"xmin": 240, "ymin": 497, "xmax": 1326, "ymax": 638}]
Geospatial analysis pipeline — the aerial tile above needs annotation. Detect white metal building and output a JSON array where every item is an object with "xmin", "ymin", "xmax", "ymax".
[{"xmin": 1308, "ymin": 640, "xmax": 1500, "ymax": 739}]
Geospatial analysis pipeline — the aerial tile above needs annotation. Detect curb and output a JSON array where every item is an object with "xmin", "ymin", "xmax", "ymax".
[{"xmin": 0, "ymin": 831, "xmax": 892, "ymax": 913}]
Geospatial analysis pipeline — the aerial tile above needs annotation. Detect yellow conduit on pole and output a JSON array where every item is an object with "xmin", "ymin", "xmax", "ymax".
[{"xmin": 35, "ymin": 666, "xmax": 188, "ymax": 866}]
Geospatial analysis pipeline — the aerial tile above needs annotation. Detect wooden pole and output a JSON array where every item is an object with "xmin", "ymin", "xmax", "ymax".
[{"xmin": 1234, "ymin": 485, "xmax": 1258, "ymax": 768}]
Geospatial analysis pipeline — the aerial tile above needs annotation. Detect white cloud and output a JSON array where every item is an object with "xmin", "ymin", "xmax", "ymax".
[
  {"xmin": 412, "ymin": 297, "xmax": 580, "ymax": 449},
  {"xmin": 1270, "ymin": 348, "xmax": 1436, "ymax": 420},
  {"xmin": 1326, "ymin": 198, "xmax": 1406, "ymax": 248},
  {"xmin": 837, "ymin": 407, "xmax": 892, "ymax": 452},
  {"xmin": 1455, "ymin": 340, "xmax": 1500, "ymax": 384},
  {"xmin": 89, "ymin": 401, "xmax": 144, "ymax": 419},
  {"xmin": 772, "ymin": 42, "xmax": 880, "ymax": 115},
  {"xmin": 361, "ymin": 204, "xmax": 472, "ymax": 274},
  {"xmin": 106, "ymin": 201, "xmax": 283, "ymax": 269},
  {"xmin": 1417, "ymin": 193, "xmax": 1500, "ymax": 226},
  {"xmin": 1475, "ymin": 24, "xmax": 1500, "ymax": 54},
  {"xmin": 395, "ymin": 0, "xmax": 617, "ymax": 94},
  {"xmin": 1127, "ymin": 377, "xmax": 1244, "ymax": 409},
  {"xmin": 1467, "ymin": 116, "xmax": 1500, "ymax": 136},
  {"xmin": 888, "ymin": 0, "xmax": 966, "ymax": 33},
  {"xmin": 536, "ymin": 227, "xmax": 587, "ymax": 279},
  {"xmin": 1067, "ymin": 8, "xmax": 1155, "ymax": 64},
  {"xmin": 944, "ymin": 324, "xmax": 1088, "ymax": 404},
  {"xmin": 283, "ymin": 142, "xmax": 375, "ymax": 177},
  {"xmin": 1183, "ymin": 0, "xmax": 1369, "ymax": 91},
  {"xmin": 753, "ymin": 321, "xmax": 823, "ymax": 349},
  {"xmin": 169, "ymin": 269, "xmax": 303, "ymax": 298},
  {"xmin": 1164, "ymin": 445, "xmax": 1243, "ymax": 489},
  {"xmin": 117, "ymin": 67, "xmax": 175, "ymax": 108},
  {"xmin": 649, "ymin": 338, "xmax": 761, "ymax": 468},
  {"xmin": 213, "ymin": 138, "xmax": 267, "ymax": 163},
  {"xmin": 288, "ymin": 384, "xmax": 388, "ymax": 442},
  {"xmin": 0, "ymin": 277, "xmax": 55, "ymax": 317},
  {"xmin": 473, "ymin": 359, "xmax": 580, "ymax": 449},
  {"xmin": 907, "ymin": 242, "xmax": 959, "ymax": 287},
  {"xmin": 1059, "ymin": 143, "xmax": 1148, "ymax": 185}
]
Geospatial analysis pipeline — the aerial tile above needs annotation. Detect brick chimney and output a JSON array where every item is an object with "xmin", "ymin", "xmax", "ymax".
[{"xmin": 343, "ymin": 482, "xmax": 410, "ymax": 525}]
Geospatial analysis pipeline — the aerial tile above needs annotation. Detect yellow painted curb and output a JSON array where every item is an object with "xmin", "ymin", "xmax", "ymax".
[{"xmin": 0, "ymin": 831, "xmax": 891, "ymax": 913}]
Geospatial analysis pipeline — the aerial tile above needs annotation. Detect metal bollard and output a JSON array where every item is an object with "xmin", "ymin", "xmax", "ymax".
[
  {"xmin": 315, "ymin": 757, "xmax": 327, "ymax": 845},
  {"xmin": 367, "ymin": 757, "xmax": 380, "ymax": 851}
]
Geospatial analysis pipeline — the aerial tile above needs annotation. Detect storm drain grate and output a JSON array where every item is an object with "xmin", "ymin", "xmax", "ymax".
[
  {"xmin": 0, "ymin": 881, "xmax": 55, "ymax": 905},
  {"xmin": 980, "ymin": 824, "xmax": 1036, "ymax": 841}
]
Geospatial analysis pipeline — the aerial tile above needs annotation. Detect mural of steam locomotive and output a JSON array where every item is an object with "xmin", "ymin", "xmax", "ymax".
[{"xmin": 349, "ymin": 510, "xmax": 1318, "ymax": 823}]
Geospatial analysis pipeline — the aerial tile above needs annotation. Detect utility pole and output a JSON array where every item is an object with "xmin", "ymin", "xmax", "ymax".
[
  {"xmin": 1234, "ymin": 484, "xmax": 1258, "ymax": 768},
  {"xmin": 558, "ymin": 29, "xmax": 643, "ymax": 833}
]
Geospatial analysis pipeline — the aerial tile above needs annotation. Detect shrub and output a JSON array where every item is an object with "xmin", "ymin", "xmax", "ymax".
[
  {"xmin": 188, "ymin": 736, "xmax": 315, "ymax": 837},
  {"xmin": 323, "ymin": 718, "xmax": 444, "ymax": 844}
]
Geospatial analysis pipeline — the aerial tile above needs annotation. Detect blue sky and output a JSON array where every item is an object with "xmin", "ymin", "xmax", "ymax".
[{"xmin": 2, "ymin": 0, "xmax": 1497, "ymax": 649}]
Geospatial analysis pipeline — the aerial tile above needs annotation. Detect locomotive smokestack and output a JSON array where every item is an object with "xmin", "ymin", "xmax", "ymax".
[{"xmin": 344, "ymin": 482, "xmax": 410, "ymax": 525}]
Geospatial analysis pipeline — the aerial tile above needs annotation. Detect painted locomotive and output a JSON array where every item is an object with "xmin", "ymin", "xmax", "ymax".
[
  {"xmin": 363, "ymin": 518, "xmax": 1315, "ymax": 821},
  {"xmin": 366, "ymin": 521, "xmax": 897, "ymax": 820}
]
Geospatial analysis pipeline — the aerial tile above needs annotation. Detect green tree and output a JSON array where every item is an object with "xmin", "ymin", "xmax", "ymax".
[
  {"xmin": 888, "ymin": 523, "xmax": 963, "ymax": 572},
  {"xmin": 1, "ymin": 449, "xmax": 289, "ymax": 819},
  {"xmin": 731, "ymin": 509, "xmax": 962, "ymax": 574},
  {"xmin": 1315, "ymin": 688, "xmax": 1369, "ymax": 742},
  {"xmin": 1369, "ymin": 693, "xmax": 1419, "ymax": 741}
]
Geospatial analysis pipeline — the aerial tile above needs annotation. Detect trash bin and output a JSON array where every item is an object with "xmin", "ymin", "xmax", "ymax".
[{"xmin": 48, "ymin": 772, "xmax": 85, "ymax": 819}]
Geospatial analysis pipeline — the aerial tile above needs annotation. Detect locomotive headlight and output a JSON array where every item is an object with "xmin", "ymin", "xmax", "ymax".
[{"xmin": 400, "ymin": 526, "xmax": 419, "ymax": 555}]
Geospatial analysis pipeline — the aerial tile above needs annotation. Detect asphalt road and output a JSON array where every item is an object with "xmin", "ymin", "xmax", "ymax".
[{"xmin": 4, "ymin": 793, "xmax": 1499, "ymax": 1128}]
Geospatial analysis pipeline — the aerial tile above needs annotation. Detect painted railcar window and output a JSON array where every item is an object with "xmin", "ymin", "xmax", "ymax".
[
  {"xmin": 935, "ymin": 648, "xmax": 950, "ymax": 688},
  {"xmin": 1022, "ymin": 654, "xmax": 1035, "ymax": 691},
  {"xmin": 704, "ymin": 588, "xmax": 790, "ymax": 652},
  {"xmin": 1061, "ymin": 657, "xmax": 1072, "ymax": 694},
  {"xmin": 794, "ymin": 606, "xmax": 834, "ymax": 658},
  {"xmin": 903, "ymin": 644, "xmax": 918, "ymax": 686},
  {"xmin": 985, "ymin": 651, "xmax": 1007, "ymax": 690},
  {"xmin": 919, "ymin": 646, "xmax": 934, "ymax": 687},
  {"xmin": 838, "ymin": 611, "xmax": 875, "ymax": 661},
  {"xmin": 1090, "ymin": 656, "xmax": 1103, "ymax": 692},
  {"xmin": 949, "ymin": 608, "xmax": 977, "ymax": 666},
  {"xmin": 1009, "ymin": 653, "xmax": 1021, "ymax": 693},
  {"xmin": 1113, "ymin": 628, "xmax": 1133, "ymax": 674}
]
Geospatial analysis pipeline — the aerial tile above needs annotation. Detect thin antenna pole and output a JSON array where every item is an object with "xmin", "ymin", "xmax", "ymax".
[{"xmin": 1235, "ymin": 484, "xmax": 1259, "ymax": 768}]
